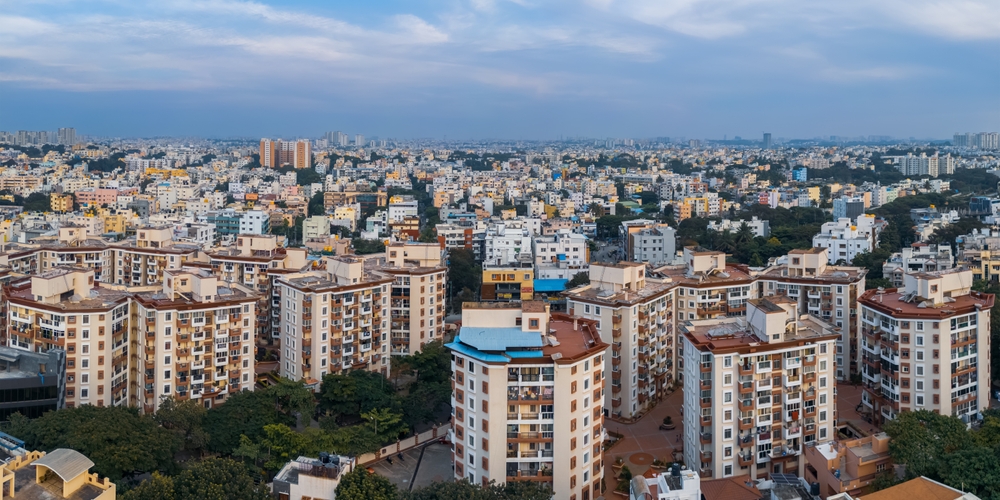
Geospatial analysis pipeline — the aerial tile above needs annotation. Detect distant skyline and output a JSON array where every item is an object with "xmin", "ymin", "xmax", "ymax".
[{"xmin": 1, "ymin": 1, "xmax": 997, "ymax": 139}]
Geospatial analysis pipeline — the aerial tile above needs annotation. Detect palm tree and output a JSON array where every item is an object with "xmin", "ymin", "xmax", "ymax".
[{"xmin": 735, "ymin": 222, "xmax": 754, "ymax": 245}]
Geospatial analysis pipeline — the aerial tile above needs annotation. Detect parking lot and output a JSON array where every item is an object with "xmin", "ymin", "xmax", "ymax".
[{"xmin": 369, "ymin": 442, "xmax": 453, "ymax": 492}]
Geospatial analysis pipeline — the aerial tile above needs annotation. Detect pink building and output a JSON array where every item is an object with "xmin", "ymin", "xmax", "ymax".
[{"xmin": 74, "ymin": 188, "xmax": 120, "ymax": 206}]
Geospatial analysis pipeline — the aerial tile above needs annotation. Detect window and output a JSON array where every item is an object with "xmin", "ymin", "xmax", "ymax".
[{"xmin": 724, "ymin": 464, "xmax": 733, "ymax": 476}]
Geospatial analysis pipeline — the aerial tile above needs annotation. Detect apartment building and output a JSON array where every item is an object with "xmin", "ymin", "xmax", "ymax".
[
  {"xmin": 858, "ymin": 269, "xmax": 993, "ymax": 424},
  {"xmin": 377, "ymin": 243, "xmax": 446, "ymax": 356},
  {"xmin": 812, "ymin": 216, "xmax": 879, "ymax": 264},
  {"xmin": 209, "ymin": 235, "xmax": 309, "ymax": 346},
  {"xmin": 35, "ymin": 226, "xmax": 113, "ymax": 282},
  {"xmin": 275, "ymin": 255, "xmax": 391, "ymax": 382},
  {"xmin": 681, "ymin": 297, "xmax": 838, "ymax": 480},
  {"xmin": 565, "ymin": 262, "xmax": 675, "ymax": 419},
  {"xmin": 533, "ymin": 229, "xmax": 589, "ymax": 280},
  {"xmin": 481, "ymin": 264, "xmax": 535, "ymax": 302},
  {"xmin": 882, "ymin": 243, "xmax": 954, "ymax": 288},
  {"xmin": 804, "ymin": 433, "xmax": 893, "ymax": 498},
  {"xmin": 656, "ymin": 247, "xmax": 756, "ymax": 325},
  {"xmin": 756, "ymin": 248, "xmax": 866, "ymax": 381},
  {"xmin": 446, "ymin": 302, "xmax": 608, "ymax": 500},
  {"xmin": 133, "ymin": 267, "xmax": 258, "ymax": 412},
  {"xmin": 483, "ymin": 222, "xmax": 533, "ymax": 268},
  {"xmin": 619, "ymin": 220, "xmax": 672, "ymax": 262},
  {"xmin": 6, "ymin": 268, "xmax": 131, "ymax": 409},
  {"xmin": 111, "ymin": 226, "xmax": 201, "ymax": 286},
  {"xmin": 629, "ymin": 226, "xmax": 677, "ymax": 267}
]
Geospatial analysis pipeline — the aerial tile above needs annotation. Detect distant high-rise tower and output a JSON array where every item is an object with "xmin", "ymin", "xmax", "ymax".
[
  {"xmin": 259, "ymin": 138, "xmax": 277, "ymax": 168},
  {"xmin": 354, "ymin": 134, "xmax": 365, "ymax": 147},
  {"xmin": 763, "ymin": 132, "xmax": 773, "ymax": 149},
  {"xmin": 58, "ymin": 128, "xmax": 76, "ymax": 146},
  {"xmin": 294, "ymin": 140, "xmax": 311, "ymax": 169}
]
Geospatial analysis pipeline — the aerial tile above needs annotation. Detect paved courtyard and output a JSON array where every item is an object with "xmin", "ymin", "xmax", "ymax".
[{"xmin": 604, "ymin": 389, "xmax": 684, "ymax": 495}]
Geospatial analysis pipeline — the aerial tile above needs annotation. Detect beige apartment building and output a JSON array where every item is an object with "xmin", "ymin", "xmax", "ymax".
[
  {"xmin": 378, "ymin": 243, "xmax": 447, "ymax": 356},
  {"xmin": 756, "ymin": 248, "xmax": 866, "ymax": 380},
  {"xmin": 209, "ymin": 234, "xmax": 309, "ymax": 345},
  {"xmin": 275, "ymin": 256, "xmax": 391, "ymax": 383},
  {"xmin": 858, "ymin": 269, "xmax": 993, "ymax": 424},
  {"xmin": 565, "ymin": 262, "xmax": 675, "ymax": 420},
  {"xmin": 681, "ymin": 297, "xmax": 839, "ymax": 480},
  {"xmin": 133, "ymin": 267, "xmax": 258, "ymax": 412},
  {"xmin": 446, "ymin": 302, "xmax": 608, "ymax": 500},
  {"xmin": 6, "ymin": 268, "xmax": 130, "ymax": 409},
  {"xmin": 111, "ymin": 226, "xmax": 201, "ymax": 286}
]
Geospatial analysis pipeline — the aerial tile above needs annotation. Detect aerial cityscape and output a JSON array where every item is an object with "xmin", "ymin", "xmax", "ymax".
[{"xmin": 1, "ymin": 2, "xmax": 998, "ymax": 500}]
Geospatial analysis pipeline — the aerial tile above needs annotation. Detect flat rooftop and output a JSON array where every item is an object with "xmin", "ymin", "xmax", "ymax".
[
  {"xmin": 10, "ymin": 464, "xmax": 105, "ymax": 500},
  {"xmin": 859, "ymin": 288, "xmax": 994, "ymax": 319}
]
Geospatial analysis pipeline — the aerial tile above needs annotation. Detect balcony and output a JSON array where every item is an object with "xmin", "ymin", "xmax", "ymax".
[
  {"xmin": 700, "ymin": 450, "xmax": 712, "ymax": 463},
  {"xmin": 700, "ymin": 379, "xmax": 712, "ymax": 390},
  {"xmin": 739, "ymin": 381, "xmax": 754, "ymax": 396},
  {"xmin": 738, "ymin": 363, "xmax": 753, "ymax": 376},
  {"xmin": 738, "ymin": 453, "xmax": 753, "ymax": 467},
  {"xmin": 784, "ymin": 374, "xmax": 801, "ymax": 387},
  {"xmin": 739, "ymin": 418, "xmax": 754, "ymax": 430},
  {"xmin": 700, "ymin": 433, "xmax": 712, "ymax": 444},
  {"xmin": 739, "ymin": 399, "xmax": 753, "ymax": 411}
]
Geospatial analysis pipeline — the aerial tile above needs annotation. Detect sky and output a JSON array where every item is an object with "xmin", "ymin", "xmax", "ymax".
[{"xmin": 0, "ymin": 0, "xmax": 998, "ymax": 140}]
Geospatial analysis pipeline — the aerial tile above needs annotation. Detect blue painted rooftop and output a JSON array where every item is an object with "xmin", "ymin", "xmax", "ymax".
[
  {"xmin": 534, "ymin": 279, "xmax": 568, "ymax": 293},
  {"xmin": 445, "ymin": 338, "xmax": 511, "ymax": 363},
  {"xmin": 459, "ymin": 326, "xmax": 543, "ymax": 352}
]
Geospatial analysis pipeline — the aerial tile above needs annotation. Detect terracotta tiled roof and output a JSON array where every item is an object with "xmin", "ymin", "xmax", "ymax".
[
  {"xmin": 863, "ymin": 477, "xmax": 966, "ymax": 500},
  {"xmin": 700, "ymin": 475, "xmax": 761, "ymax": 500}
]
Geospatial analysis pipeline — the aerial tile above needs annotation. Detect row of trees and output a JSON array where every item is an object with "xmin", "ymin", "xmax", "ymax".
[{"xmin": 883, "ymin": 410, "xmax": 1000, "ymax": 498}]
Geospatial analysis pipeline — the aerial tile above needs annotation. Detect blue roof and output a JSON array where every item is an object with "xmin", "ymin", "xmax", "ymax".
[
  {"xmin": 534, "ymin": 279, "xmax": 568, "ymax": 293},
  {"xmin": 507, "ymin": 351, "xmax": 544, "ymax": 358},
  {"xmin": 459, "ymin": 327, "xmax": 543, "ymax": 352},
  {"xmin": 445, "ymin": 340, "xmax": 510, "ymax": 363}
]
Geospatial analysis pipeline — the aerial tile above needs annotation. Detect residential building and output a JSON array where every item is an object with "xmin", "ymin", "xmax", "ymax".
[
  {"xmin": 859, "ymin": 269, "xmax": 994, "ymax": 425},
  {"xmin": 483, "ymin": 222, "xmax": 533, "ymax": 268},
  {"xmin": 111, "ymin": 226, "xmax": 201, "ymax": 286},
  {"xmin": 706, "ymin": 217, "xmax": 770, "ymax": 239},
  {"xmin": 481, "ymin": 265, "xmax": 534, "ymax": 302},
  {"xmin": 275, "ymin": 255, "xmax": 391, "ymax": 382},
  {"xmin": 755, "ymin": 248, "xmax": 867, "ymax": 380},
  {"xmin": 57, "ymin": 127, "xmax": 76, "ymax": 146},
  {"xmin": 273, "ymin": 454, "xmax": 356, "ymax": 500},
  {"xmin": 565, "ymin": 262, "xmax": 676, "ymax": 419},
  {"xmin": 445, "ymin": 302, "xmax": 608, "ymax": 500},
  {"xmin": 804, "ymin": 433, "xmax": 893, "ymax": 498},
  {"xmin": 50, "ymin": 193, "xmax": 73, "ymax": 213},
  {"xmin": 378, "ymin": 243, "xmax": 446, "ymax": 356},
  {"xmin": 6, "ymin": 268, "xmax": 131, "ymax": 409},
  {"xmin": 133, "ymin": 267, "xmax": 258, "ymax": 412},
  {"xmin": 533, "ymin": 229, "xmax": 589, "ymax": 280},
  {"xmin": 629, "ymin": 466, "xmax": 701, "ymax": 500},
  {"xmin": 260, "ymin": 138, "xmax": 277, "ymax": 168},
  {"xmin": 293, "ymin": 140, "xmax": 312, "ymax": 169},
  {"xmin": 680, "ymin": 296, "xmax": 839, "ymax": 480},
  {"xmin": 620, "ymin": 220, "xmax": 672, "ymax": 263},
  {"xmin": 239, "ymin": 210, "xmax": 270, "ymax": 235},
  {"xmin": 302, "ymin": 216, "xmax": 331, "ymax": 240},
  {"xmin": 812, "ymin": 216, "xmax": 879, "ymax": 264},
  {"xmin": 882, "ymin": 243, "xmax": 955, "ymax": 288},
  {"xmin": 629, "ymin": 226, "xmax": 677, "ymax": 267},
  {"xmin": 833, "ymin": 197, "xmax": 866, "ymax": 221}
]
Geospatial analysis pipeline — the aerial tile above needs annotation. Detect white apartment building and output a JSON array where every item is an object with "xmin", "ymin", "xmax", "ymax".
[
  {"xmin": 681, "ymin": 297, "xmax": 838, "ymax": 480},
  {"xmin": 239, "ymin": 210, "xmax": 269, "ymax": 235},
  {"xmin": 629, "ymin": 467, "xmax": 701, "ymax": 500},
  {"xmin": 379, "ymin": 243, "xmax": 447, "ymax": 356},
  {"xmin": 484, "ymin": 222, "xmax": 533, "ymax": 268},
  {"xmin": 387, "ymin": 199, "xmax": 419, "ymax": 222},
  {"xmin": 706, "ymin": 216, "xmax": 771, "ymax": 239},
  {"xmin": 446, "ymin": 302, "xmax": 608, "ymax": 500},
  {"xmin": 630, "ymin": 227, "xmax": 677, "ymax": 267},
  {"xmin": 532, "ymin": 229, "xmax": 589, "ymax": 280},
  {"xmin": 859, "ymin": 269, "xmax": 993, "ymax": 425},
  {"xmin": 812, "ymin": 215, "xmax": 878, "ymax": 264},
  {"xmin": 882, "ymin": 243, "xmax": 954, "ymax": 288}
]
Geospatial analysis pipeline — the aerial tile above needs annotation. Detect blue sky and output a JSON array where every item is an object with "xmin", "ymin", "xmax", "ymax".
[{"xmin": 1, "ymin": 0, "xmax": 997, "ymax": 140}]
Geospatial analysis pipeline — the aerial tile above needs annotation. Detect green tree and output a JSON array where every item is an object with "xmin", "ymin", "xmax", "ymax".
[
  {"xmin": 173, "ymin": 458, "xmax": 270, "ymax": 500},
  {"xmin": 309, "ymin": 191, "xmax": 326, "ymax": 216},
  {"xmin": 354, "ymin": 239, "xmax": 386, "ymax": 255},
  {"xmin": 335, "ymin": 467, "xmax": 398, "ymax": 500},
  {"xmin": 14, "ymin": 405, "xmax": 178, "ymax": 481},
  {"xmin": 203, "ymin": 390, "xmax": 289, "ymax": 455},
  {"xmin": 154, "ymin": 396, "xmax": 210, "ymax": 453},
  {"xmin": 448, "ymin": 249, "xmax": 481, "ymax": 310},
  {"xmin": 267, "ymin": 377, "xmax": 317, "ymax": 425},
  {"xmin": 884, "ymin": 410, "xmax": 972, "ymax": 480},
  {"xmin": 23, "ymin": 192, "xmax": 51, "ymax": 212},
  {"xmin": 568, "ymin": 272, "xmax": 590, "ymax": 288},
  {"xmin": 121, "ymin": 472, "xmax": 176, "ymax": 500},
  {"xmin": 260, "ymin": 424, "xmax": 311, "ymax": 472},
  {"xmin": 318, "ymin": 370, "xmax": 398, "ymax": 425}
]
